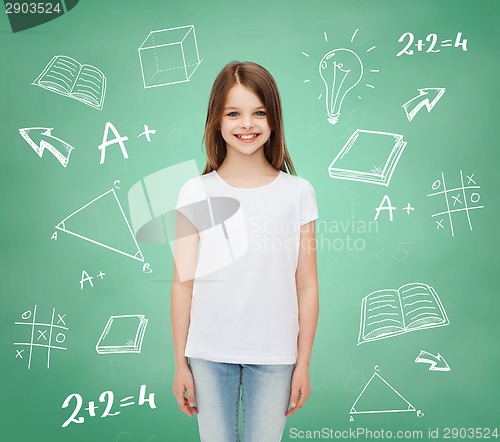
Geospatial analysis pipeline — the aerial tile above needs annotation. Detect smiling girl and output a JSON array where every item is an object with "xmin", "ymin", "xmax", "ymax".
[{"xmin": 171, "ymin": 61, "xmax": 319, "ymax": 442}]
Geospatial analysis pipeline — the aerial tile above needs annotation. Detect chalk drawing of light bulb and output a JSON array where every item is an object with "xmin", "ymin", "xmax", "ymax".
[{"xmin": 319, "ymin": 48, "xmax": 363, "ymax": 125}]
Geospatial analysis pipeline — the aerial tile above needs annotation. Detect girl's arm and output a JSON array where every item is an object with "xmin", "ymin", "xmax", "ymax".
[
  {"xmin": 171, "ymin": 211, "xmax": 199, "ymax": 416},
  {"xmin": 295, "ymin": 219, "xmax": 319, "ymax": 368},
  {"xmin": 286, "ymin": 219, "xmax": 319, "ymax": 416}
]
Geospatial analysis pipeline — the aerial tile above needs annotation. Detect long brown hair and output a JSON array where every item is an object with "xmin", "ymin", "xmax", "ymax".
[{"xmin": 201, "ymin": 61, "xmax": 296, "ymax": 176}]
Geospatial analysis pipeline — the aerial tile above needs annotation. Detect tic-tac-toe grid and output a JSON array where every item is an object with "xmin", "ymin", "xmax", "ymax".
[
  {"xmin": 14, "ymin": 305, "xmax": 68, "ymax": 369},
  {"xmin": 427, "ymin": 171, "xmax": 484, "ymax": 237}
]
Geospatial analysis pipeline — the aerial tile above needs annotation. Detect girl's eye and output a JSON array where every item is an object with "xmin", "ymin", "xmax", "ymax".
[
  {"xmin": 227, "ymin": 112, "xmax": 239, "ymax": 117},
  {"xmin": 255, "ymin": 111, "xmax": 266, "ymax": 116}
]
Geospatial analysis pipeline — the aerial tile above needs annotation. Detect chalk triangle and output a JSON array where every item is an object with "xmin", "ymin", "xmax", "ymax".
[
  {"xmin": 350, "ymin": 372, "xmax": 416, "ymax": 415},
  {"xmin": 55, "ymin": 189, "xmax": 144, "ymax": 262}
]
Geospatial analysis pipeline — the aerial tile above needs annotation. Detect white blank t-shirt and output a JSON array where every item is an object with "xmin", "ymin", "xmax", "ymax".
[{"xmin": 175, "ymin": 169, "xmax": 318, "ymax": 364}]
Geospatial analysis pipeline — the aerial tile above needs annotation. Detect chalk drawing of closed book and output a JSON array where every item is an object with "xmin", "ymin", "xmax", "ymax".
[
  {"xmin": 358, "ymin": 282, "xmax": 449, "ymax": 345},
  {"xmin": 96, "ymin": 315, "xmax": 148, "ymax": 354},
  {"xmin": 32, "ymin": 55, "xmax": 106, "ymax": 110},
  {"xmin": 328, "ymin": 129, "xmax": 407, "ymax": 186}
]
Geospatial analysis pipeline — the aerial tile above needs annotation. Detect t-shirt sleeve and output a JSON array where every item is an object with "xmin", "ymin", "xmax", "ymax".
[
  {"xmin": 175, "ymin": 179, "xmax": 198, "ymax": 228},
  {"xmin": 175, "ymin": 177, "xmax": 209, "ymax": 231},
  {"xmin": 175, "ymin": 180, "xmax": 191, "ymax": 209},
  {"xmin": 300, "ymin": 179, "xmax": 319, "ymax": 225}
]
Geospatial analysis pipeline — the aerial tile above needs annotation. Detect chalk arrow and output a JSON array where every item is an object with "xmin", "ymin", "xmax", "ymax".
[
  {"xmin": 19, "ymin": 127, "xmax": 74, "ymax": 167},
  {"xmin": 402, "ymin": 88, "xmax": 446, "ymax": 122},
  {"xmin": 415, "ymin": 350, "xmax": 451, "ymax": 371}
]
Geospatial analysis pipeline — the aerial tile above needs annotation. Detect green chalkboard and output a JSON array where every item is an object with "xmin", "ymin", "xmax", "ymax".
[{"xmin": 2, "ymin": 0, "xmax": 499, "ymax": 441}]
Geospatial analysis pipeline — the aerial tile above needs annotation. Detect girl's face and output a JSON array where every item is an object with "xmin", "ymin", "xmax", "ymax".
[{"xmin": 220, "ymin": 84, "xmax": 271, "ymax": 156}]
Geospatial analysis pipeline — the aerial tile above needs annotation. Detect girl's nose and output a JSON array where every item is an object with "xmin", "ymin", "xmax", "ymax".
[{"xmin": 241, "ymin": 115, "xmax": 254, "ymax": 129}]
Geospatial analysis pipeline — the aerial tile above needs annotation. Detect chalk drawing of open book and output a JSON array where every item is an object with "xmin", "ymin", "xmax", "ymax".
[
  {"xmin": 358, "ymin": 282, "xmax": 449, "ymax": 345},
  {"xmin": 32, "ymin": 55, "xmax": 106, "ymax": 110}
]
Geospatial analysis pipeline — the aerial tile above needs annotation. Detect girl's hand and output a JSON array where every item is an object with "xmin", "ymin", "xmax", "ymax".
[
  {"xmin": 285, "ymin": 365, "xmax": 311, "ymax": 417},
  {"xmin": 172, "ymin": 364, "xmax": 198, "ymax": 417}
]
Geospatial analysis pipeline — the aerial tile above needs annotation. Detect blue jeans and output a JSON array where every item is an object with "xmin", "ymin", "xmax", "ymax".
[{"xmin": 188, "ymin": 357, "xmax": 296, "ymax": 442}]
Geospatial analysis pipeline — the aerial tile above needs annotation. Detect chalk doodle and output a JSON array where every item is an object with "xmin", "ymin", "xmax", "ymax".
[
  {"xmin": 358, "ymin": 282, "xmax": 449, "ymax": 345},
  {"xmin": 137, "ymin": 125, "xmax": 156, "ymax": 142},
  {"xmin": 374, "ymin": 195, "xmax": 415, "ymax": 221},
  {"xmin": 97, "ymin": 122, "xmax": 158, "ymax": 164},
  {"xmin": 328, "ymin": 129, "xmax": 407, "ymax": 186},
  {"xmin": 14, "ymin": 305, "xmax": 68, "ymax": 369},
  {"xmin": 98, "ymin": 122, "xmax": 129, "ymax": 164},
  {"xmin": 427, "ymin": 171, "xmax": 484, "ymax": 237},
  {"xmin": 138, "ymin": 25, "xmax": 203, "ymax": 88},
  {"xmin": 302, "ymin": 29, "xmax": 380, "ymax": 123},
  {"xmin": 397, "ymin": 32, "xmax": 467, "ymax": 56},
  {"xmin": 80, "ymin": 270, "xmax": 106, "ymax": 290},
  {"xmin": 415, "ymin": 350, "xmax": 451, "ymax": 372},
  {"xmin": 350, "ymin": 368, "xmax": 422, "ymax": 419},
  {"xmin": 54, "ymin": 188, "xmax": 145, "ymax": 262},
  {"xmin": 18, "ymin": 127, "xmax": 74, "ymax": 167},
  {"xmin": 402, "ymin": 88, "xmax": 446, "ymax": 122},
  {"xmin": 96, "ymin": 315, "xmax": 149, "ymax": 354},
  {"xmin": 32, "ymin": 55, "xmax": 106, "ymax": 110},
  {"xmin": 319, "ymin": 48, "xmax": 363, "ymax": 125},
  {"xmin": 61, "ymin": 384, "xmax": 156, "ymax": 427}
]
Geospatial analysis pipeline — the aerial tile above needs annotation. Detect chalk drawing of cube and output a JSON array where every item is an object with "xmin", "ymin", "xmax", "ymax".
[{"xmin": 138, "ymin": 25, "xmax": 203, "ymax": 88}]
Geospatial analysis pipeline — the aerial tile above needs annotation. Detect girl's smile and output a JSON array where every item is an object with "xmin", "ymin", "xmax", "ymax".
[{"xmin": 234, "ymin": 133, "xmax": 261, "ymax": 142}]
